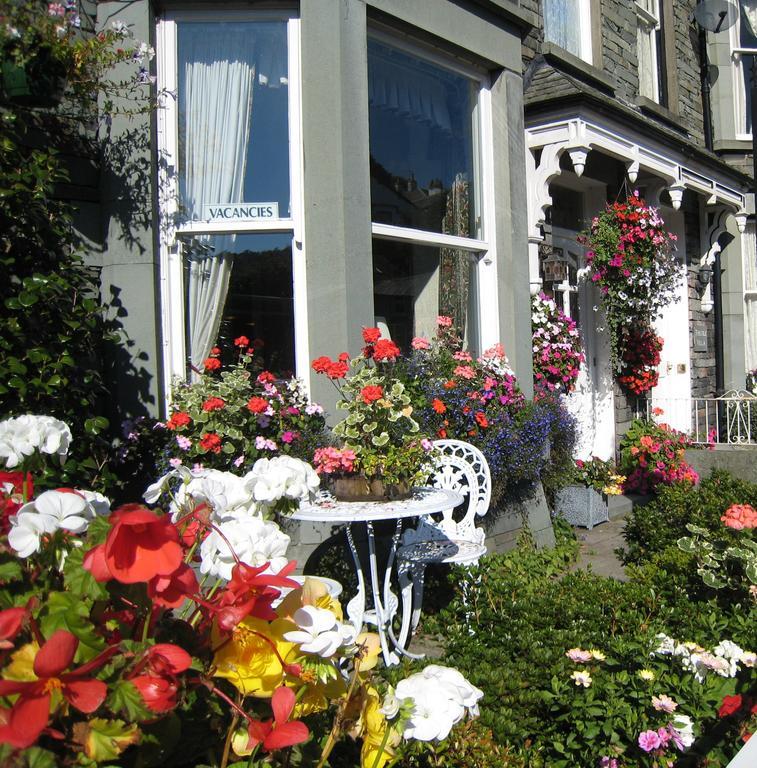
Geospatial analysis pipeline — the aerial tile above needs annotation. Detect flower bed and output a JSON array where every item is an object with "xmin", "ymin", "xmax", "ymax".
[{"xmin": 0, "ymin": 415, "xmax": 486, "ymax": 766}]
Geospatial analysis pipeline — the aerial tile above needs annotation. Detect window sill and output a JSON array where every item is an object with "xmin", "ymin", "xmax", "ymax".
[
  {"xmin": 712, "ymin": 138, "xmax": 754, "ymax": 152},
  {"xmin": 634, "ymin": 96, "xmax": 684, "ymax": 132},
  {"xmin": 541, "ymin": 42, "xmax": 615, "ymax": 94}
]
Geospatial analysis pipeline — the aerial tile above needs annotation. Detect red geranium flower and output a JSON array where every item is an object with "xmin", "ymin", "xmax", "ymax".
[
  {"xmin": 257, "ymin": 371, "xmax": 276, "ymax": 384},
  {"xmin": 234, "ymin": 335, "xmax": 250, "ymax": 347},
  {"xmin": 432, "ymin": 399, "xmax": 446, "ymax": 414},
  {"xmin": 247, "ymin": 396, "xmax": 269, "ymax": 414},
  {"xmin": 360, "ymin": 385, "xmax": 384, "ymax": 404},
  {"xmin": 101, "ymin": 505, "xmax": 183, "ymax": 584},
  {"xmin": 166, "ymin": 412, "xmax": 191, "ymax": 430},
  {"xmin": 202, "ymin": 397, "xmax": 226, "ymax": 412},
  {"xmin": 718, "ymin": 694, "xmax": 744, "ymax": 718},
  {"xmin": 147, "ymin": 563, "xmax": 199, "ymax": 608},
  {"xmin": 372, "ymin": 339, "xmax": 400, "ymax": 362},
  {"xmin": 474, "ymin": 412, "xmax": 489, "ymax": 428},
  {"xmin": 362, "ymin": 327, "xmax": 382, "ymax": 344},
  {"xmin": 200, "ymin": 433, "xmax": 223, "ymax": 454},
  {"xmin": 203, "ymin": 357, "xmax": 221, "ymax": 372},
  {"xmin": 311, "ymin": 356, "xmax": 331, "ymax": 374},
  {"xmin": 246, "ymin": 686, "xmax": 309, "ymax": 752},
  {"xmin": 0, "ymin": 631, "xmax": 116, "ymax": 748},
  {"xmin": 210, "ymin": 347, "xmax": 221, "ymax": 356}
]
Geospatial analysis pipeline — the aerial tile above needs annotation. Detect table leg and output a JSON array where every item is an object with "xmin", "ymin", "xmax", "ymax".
[
  {"xmin": 344, "ymin": 524, "xmax": 366, "ymax": 636},
  {"xmin": 365, "ymin": 520, "xmax": 393, "ymax": 666}
]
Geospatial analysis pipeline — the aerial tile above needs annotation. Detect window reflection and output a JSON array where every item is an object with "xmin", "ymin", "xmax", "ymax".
[
  {"xmin": 372, "ymin": 238, "xmax": 478, "ymax": 352},
  {"xmin": 182, "ymin": 233, "xmax": 295, "ymax": 376},
  {"xmin": 368, "ymin": 39, "xmax": 478, "ymax": 237}
]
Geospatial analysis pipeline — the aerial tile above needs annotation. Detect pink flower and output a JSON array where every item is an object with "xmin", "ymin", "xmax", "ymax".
[
  {"xmin": 652, "ymin": 694, "xmax": 678, "ymax": 713},
  {"xmin": 453, "ymin": 351, "xmax": 473, "ymax": 362},
  {"xmin": 176, "ymin": 435, "xmax": 191, "ymax": 450},
  {"xmin": 565, "ymin": 648, "xmax": 593, "ymax": 663},
  {"xmin": 437, "ymin": 315, "xmax": 453, "ymax": 327},
  {"xmin": 638, "ymin": 730, "xmax": 662, "ymax": 752},
  {"xmin": 454, "ymin": 365, "xmax": 475, "ymax": 380},
  {"xmin": 169, "ymin": 458, "xmax": 183, "ymax": 468},
  {"xmin": 255, "ymin": 437, "xmax": 277, "ymax": 451},
  {"xmin": 281, "ymin": 431, "xmax": 298, "ymax": 444},
  {"xmin": 411, "ymin": 336, "xmax": 431, "ymax": 350}
]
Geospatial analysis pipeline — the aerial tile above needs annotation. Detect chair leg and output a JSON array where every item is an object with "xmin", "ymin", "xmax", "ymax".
[
  {"xmin": 461, "ymin": 565, "xmax": 481, "ymax": 636},
  {"xmin": 397, "ymin": 560, "xmax": 414, "ymax": 653},
  {"xmin": 411, "ymin": 563, "xmax": 426, "ymax": 632}
]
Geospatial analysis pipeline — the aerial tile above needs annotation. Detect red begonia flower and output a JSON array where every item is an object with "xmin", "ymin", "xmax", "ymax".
[
  {"xmin": 0, "ymin": 606, "xmax": 28, "ymax": 650},
  {"xmin": 247, "ymin": 686, "xmax": 309, "ymax": 752},
  {"xmin": 82, "ymin": 543, "xmax": 112, "ymax": 582},
  {"xmin": 131, "ymin": 675, "xmax": 180, "ymax": 713},
  {"xmin": 0, "ymin": 631, "xmax": 116, "ymax": 748},
  {"xmin": 144, "ymin": 644, "xmax": 192, "ymax": 676},
  {"xmin": 103, "ymin": 506, "xmax": 183, "ymax": 584},
  {"xmin": 718, "ymin": 694, "xmax": 743, "ymax": 718},
  {"xmin": 147, "ymin": 563, "xmax": 198, "ymax": 608}
]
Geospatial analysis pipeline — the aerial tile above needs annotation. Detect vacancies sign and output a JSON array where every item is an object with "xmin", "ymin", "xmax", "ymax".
[{"xmin": 202, "ymin": 203, "xmax": 279, "ymax": 222}]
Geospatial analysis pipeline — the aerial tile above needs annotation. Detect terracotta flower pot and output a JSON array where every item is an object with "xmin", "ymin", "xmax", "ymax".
[{"xmin": 332, "ymin": 475, "xmax": 412, "ymax": 502}]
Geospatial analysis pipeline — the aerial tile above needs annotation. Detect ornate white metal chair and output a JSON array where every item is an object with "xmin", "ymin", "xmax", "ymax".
[{"xmin": 394, "ymin": 439, "xmax": 491, "ymax": 652}]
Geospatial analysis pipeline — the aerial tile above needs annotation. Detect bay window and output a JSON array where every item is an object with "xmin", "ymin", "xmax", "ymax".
[
  {"xmin": 367, "ymin": 35, "xmax": 495, "ymax": 352},
  {"xmin": 636, "ymin": 0, "xmax": 667, "ymax": 105},
  {"xmin": 157, "ymin": 12, "xmax": 303, "ymax": 394},
  {"xmin": 733, "ymin": 3, "xmax": 757, "ymax": 137}
]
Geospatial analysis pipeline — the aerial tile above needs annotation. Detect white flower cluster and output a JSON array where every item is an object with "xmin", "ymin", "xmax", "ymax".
[
  {"xmin": 0, "ymin": 415, "xmax": 72, "ymax": 469},
  {"xmin": 383, "ymin": 665, "xmax": 483, "ymax": 742},
  {"xmin": 283, "ymin": 605, "xmax": 356, "ymax": 657},
  {"xmin": 653, "ymin": 634, "xmax": 755, "ymax": 683},
  {"xmin": 144, "ymin": 457, "xmax": 319, "ymax": 581},
  {"xmin": 9, "ymin": 489, "xmax": 111, "ymax": 557}
]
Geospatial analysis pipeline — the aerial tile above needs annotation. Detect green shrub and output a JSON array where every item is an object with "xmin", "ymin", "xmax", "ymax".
[{"xmin": 619, "ymin": 471, "xmax": 757, "ymax": 566}]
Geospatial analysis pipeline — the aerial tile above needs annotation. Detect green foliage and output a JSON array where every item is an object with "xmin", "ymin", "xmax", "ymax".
[{"xmin": 425, "ymin": 502, "xmax": 756, "ymax": 767}]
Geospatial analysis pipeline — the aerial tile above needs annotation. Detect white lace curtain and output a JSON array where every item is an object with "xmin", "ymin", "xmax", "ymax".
[
  {"xmin": 543, "ymin": 0, "xmax": 583, "ymax": 58},
  {"xmin": 181, "ymin": 27, "xmax": 255, "ymax": 371},
  {"xmin": 743, "ymin": 224, "xmax": 757, "ymax": 373}
]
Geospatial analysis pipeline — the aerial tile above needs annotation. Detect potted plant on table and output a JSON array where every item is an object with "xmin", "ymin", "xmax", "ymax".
[
  {"xmin": 554, "ymin": 457, "xmax": 625, "ymax": 529},
  {"xmin": 311, "ymin": 328, "xmax": 434, "ymax": 501}
]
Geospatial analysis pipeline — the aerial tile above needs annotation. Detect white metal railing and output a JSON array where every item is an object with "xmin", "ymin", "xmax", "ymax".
[{"xmin": 634, "ymin": 391, "xmax": 757, "ymax": 445}]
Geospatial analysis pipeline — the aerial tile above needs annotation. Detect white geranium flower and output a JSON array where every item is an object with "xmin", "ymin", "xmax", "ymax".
[
  {"xmin": 199, "ymin": 516, "xmax": 290, "ymax": 581},
  {"xmin": 24, "ymin": 490, "xmax": 93, "ymax": 534},
  {"xmin": 283, "ymin": 606, "xmax": 356, "ymax": 657},
  {"xmin": 245, "ymin": 456, "xmax": 319, "ymax": 508},
  {"xmin": 0, "ymin": 415, "xmax": 71, "ymax": 468},
  {"xmin": 78, "ymin": 490, "xmax": 111, "ymax": 517},
  {"xmin": 144, "ymin": 465, "xmax": 194, "ymax": 505},
  {"xmin": 380, "ymin": 687, "xmax": 401, "ymax": 719},
  {"xmin": 394, "ymin": 665, "xmax": 482, "ymax": 742},
  {"xmin": 171, "ymin": 469, "xmax": 258, "ymax": 522},
  {"xmin": 8, "ymin": 510, "xmax": 58, "ymax": 557}
]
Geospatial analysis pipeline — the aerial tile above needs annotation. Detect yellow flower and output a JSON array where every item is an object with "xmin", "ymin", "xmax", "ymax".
[
  {"xmin": 589, "ymin": 649, "xmax": 606, "ymax": 661},
  {"xmin": 360, "ymin": 686, "xmax": 397, "ymax": 768},
  {"xmin": 294, "ymin": 675, "xmax": 347, "ymax": 717},
  {"xmin": 638, "ymin": 669, "xmax": 656, "ymax": 681},
  {"xmin": 276, "ymin": 578, "xmax": 343, "ymax": 623},
  {"xmin": 213, "ymin": 617, "xmax": 302, "ymax": 697},
  {"xmin": 355, "ymin": 632, "xmax": 381, "ymax": 673}
]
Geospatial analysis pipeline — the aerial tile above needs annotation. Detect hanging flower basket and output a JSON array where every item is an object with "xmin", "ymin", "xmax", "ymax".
[
  {"xmin": 580, "ymin": 192, "xmax": 679, "ymax": 396},
  {"xmin": 1, "ymin": 46, "xmax": 67, "ymax": 108}
]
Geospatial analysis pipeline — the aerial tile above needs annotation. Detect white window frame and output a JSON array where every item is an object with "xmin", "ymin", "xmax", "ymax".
[
  {"xmin": 155, "ymin": 10, "xmax": 308, "ymax": 409},
  {"xmin": 367, "ymin": 30, "xmax": 499, "ymax": 352},
  {"xmin": 730, "ymin": 6, "xmax": 757, "ymax": 140},
  {"xmin": 543, "ymin": 0, "xmax": 593, "ymax": 65},
  {"xmin": 635, "ymin": 0, "xmax": 662, "ymax": 103}
]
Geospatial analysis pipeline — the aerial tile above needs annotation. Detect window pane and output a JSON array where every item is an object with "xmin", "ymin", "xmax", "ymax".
[
  {"xmin": 178, "ymin": 22, "xmax": 290, "ymax": 222},
  {"xmin": 372, "ymin": 238, "xmax": 479, "ymax": 352},
  {"xmin": 368, "ymin": 39, "xmax": 478, "ymax": 237},
  {"xmin": 740, "ymin": 12, "xmax": 757, "ymax": 134},
  {"xmin": 182, "ymin": 233, "xmax": 295, "ymax": 376},
  {"xmin": 543, "ymin": 0, "xmax": 583, "ymax": 58}
]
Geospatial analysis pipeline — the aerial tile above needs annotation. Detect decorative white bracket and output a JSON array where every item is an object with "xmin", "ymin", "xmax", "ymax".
[
  {"xmin": 735, "ymin": 210, "xmax": 748, "ymax": 233},
  {"xmin": 667, "ymin": 183, "xmax": 686, "ymax": 211},
  {"xmin": 566, "ymin": 145, "xmax": 591, "ymax": 177}
]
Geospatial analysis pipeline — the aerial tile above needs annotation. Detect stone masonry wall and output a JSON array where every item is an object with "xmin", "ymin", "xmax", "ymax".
[{"xmin": 521, "ymin": 1, "xmax": 707, "ymax": 146}]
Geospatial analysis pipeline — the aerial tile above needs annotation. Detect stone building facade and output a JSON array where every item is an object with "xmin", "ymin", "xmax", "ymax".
[{"xmin": 520, "ymin": 0, "xmax": 752, "ymax": 455}]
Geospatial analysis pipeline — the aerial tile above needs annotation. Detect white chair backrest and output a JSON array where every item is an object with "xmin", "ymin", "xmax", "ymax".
[
  {"xmin": 418, "ymin": 439, "xmax": 491, "ymax": 543},
  {"xmin": 432, "ymin": 440, "xmax": 491, "ymax": 518}
]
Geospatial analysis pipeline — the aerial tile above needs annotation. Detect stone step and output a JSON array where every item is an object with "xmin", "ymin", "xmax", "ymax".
[{"xmin": 607, "ymin": 495, "xmax": 632, "ymax": 519}]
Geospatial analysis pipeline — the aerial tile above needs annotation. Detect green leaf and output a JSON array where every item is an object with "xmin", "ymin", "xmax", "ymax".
[
  {"xmin": 0, "ymin": 559, "xmax": 23, "ymax": 584},
  {"xmin": 40, "ymin": 592, "xmax": 105, "ymax": 662},
  {"xmin": 62, "ymin": 546, "xmax": 107, "ymax": 601},
  {"xmin": 25, "ymin": 747, "xmax": 58, "ymax": 768},
  {"xmin": 77, "ymin": 718, "xmax": 140, "ymax": 762},
  {"xmin": 107, "ymin": 680, "xmax": 153, "ymax": 722},
  {"xmin": 18, "ymin": 291, "xmax": 39, "ymax": 307}
]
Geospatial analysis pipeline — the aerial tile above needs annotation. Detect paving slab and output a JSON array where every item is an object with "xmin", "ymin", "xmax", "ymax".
[{"xmin": 571, "ymin": 514, "xmax": 629, "ymax": 581}]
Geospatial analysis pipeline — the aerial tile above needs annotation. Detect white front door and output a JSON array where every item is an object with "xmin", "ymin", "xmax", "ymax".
[{"xmin": 551, "ymin": 227, "xmax": 615, "ymax": 460}]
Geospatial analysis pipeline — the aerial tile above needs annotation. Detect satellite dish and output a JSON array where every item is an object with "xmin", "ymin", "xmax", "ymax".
[{"xmin": 693, "ymin": 0, "xmax": 738, "ymax": 32}]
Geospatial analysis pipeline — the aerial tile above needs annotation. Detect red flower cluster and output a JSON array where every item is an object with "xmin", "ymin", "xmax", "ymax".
[
  {"xmin": 203, "ymin": 357, "xmax": 221, "ymax": 372},
  {"xmin": 202, "ymin": 397, "xmax": 226, "ymax": 412},
  {"xmin": 166, "ymin": 411, "xmax": 191, "ymax": 430},
  {"xmin": 199, "ymin": 432, "xmax": 222, "ymax": 454},
  {"xmin": 360, "ymin": 385, "xmax": 384, "ymax": 404},
  {"xmin": 311, "ymin": 356, "xmax": 349, "ymax": 379},
  {"xmin": 617, "ymin": 328, "xmax": 662, "ymax": 395},
  {"xmin": 0, "ymin": 471, "xmax": 32, "ymax": 535},
  {"xmin": 721, "ymin": 503, "xmax": 757, "ymax": 530},
  {"xmin": 247, "ymin": 396, "xmax": 270, "ymax": 414}
]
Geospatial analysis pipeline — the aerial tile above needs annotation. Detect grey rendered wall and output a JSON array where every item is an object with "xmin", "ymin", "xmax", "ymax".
[
  {"xmin": 721, "ymin": 217, "xmax": 747, "ymax": 391},
  {"xmin": 97, "ymin": 1, "xmax": 161, "ymax": 419},
  {"xmin": 300, "ymin": 0, "xmax": 532, "ymax": 411}
]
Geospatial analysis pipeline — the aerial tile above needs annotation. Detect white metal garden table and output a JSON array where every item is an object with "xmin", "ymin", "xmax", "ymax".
[{"xmin": 289, "ymin": 486, "xmax": 462, "ymax": 666}]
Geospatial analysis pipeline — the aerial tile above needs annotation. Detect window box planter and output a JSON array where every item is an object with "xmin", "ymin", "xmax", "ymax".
[{"xmin": 554, "ymin": 484, "xmax": 609, "ymax": 529}]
